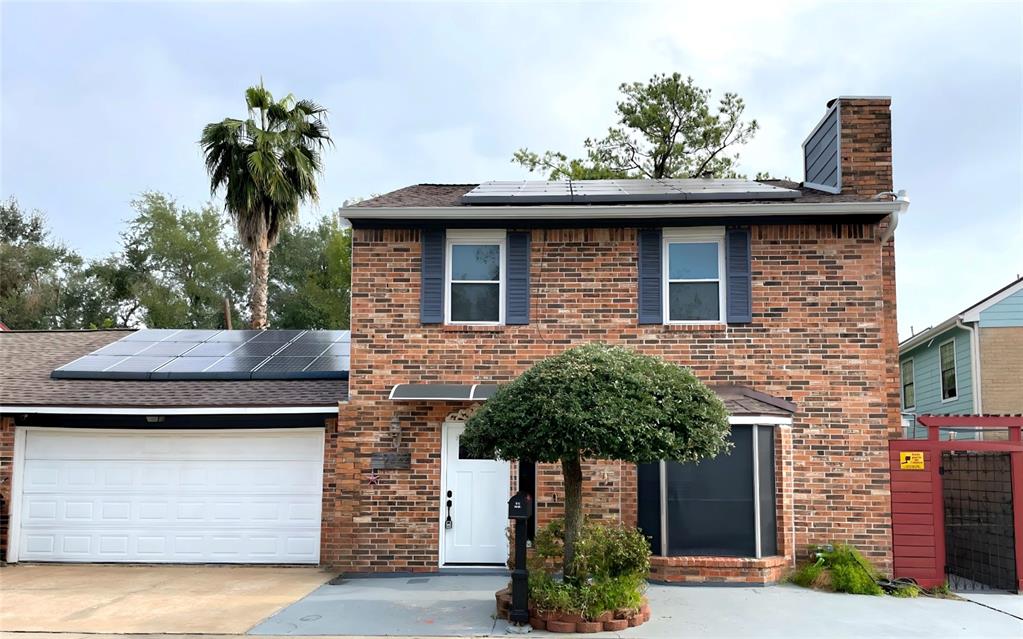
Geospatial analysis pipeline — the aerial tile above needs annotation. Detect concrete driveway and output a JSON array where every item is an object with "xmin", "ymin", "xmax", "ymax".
[{"xmin": 0, "ymin": 564, "xmax": 333, "ymax": 634}]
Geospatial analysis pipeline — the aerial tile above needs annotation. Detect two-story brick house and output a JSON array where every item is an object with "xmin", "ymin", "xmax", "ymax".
[
  {"xmin": 330, "ymin": 96, "xmax": 908, "ymax": 583},
  {"xmin": 0, "ymin": 96, "xmax": 907, "ymax": 585}
]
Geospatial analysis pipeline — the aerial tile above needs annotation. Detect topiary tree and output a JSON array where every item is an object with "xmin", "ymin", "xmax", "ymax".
[{"xmin": 461, "ymin": 343, "xmax": 731, "ymax": 579}]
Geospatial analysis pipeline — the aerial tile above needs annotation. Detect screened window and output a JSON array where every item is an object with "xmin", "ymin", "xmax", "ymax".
[
  {"xmin": 940, "ymin": 340, "xmax": 957, "ymax": 401},
  {"xmin": 447, "ymin": 231, "xmax": 504, "ymax": 324},
  {"xmin": 663, "ymin": 230, "xmax": 725, "ymax": 323},
  {"xmin": 637, "ymin": 424, "xmax": 776, "ymax": 558},
  {"xmin": 902, "ymin": 359, "xmax": 915, "ymax": 409}
]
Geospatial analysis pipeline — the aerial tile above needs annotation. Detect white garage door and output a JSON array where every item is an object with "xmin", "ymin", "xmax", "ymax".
[{"xmin": 13, "ymin": 428, "xmax": 323, "ymax": 564}]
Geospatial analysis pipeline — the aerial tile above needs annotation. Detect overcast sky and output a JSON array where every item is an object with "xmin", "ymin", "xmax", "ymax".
[{"xmin": 2, "ymin": 1, "xmax": 1021, "ymax": 339}]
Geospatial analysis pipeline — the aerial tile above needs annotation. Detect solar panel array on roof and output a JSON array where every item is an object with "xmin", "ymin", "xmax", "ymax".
[
  {"xmin": 460, "ymin": 179, "xmax": 802, "ymax": 205},
  {"xmin": 51, "ymin": 329, "xmax": 349, "ymax": 381}
]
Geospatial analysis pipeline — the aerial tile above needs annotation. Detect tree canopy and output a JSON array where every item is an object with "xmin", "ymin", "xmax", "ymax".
[
  {"xmin": 201, "ymin": 82, "xmax": 332, "ymax": 329},
  {"xmin": 0, "ymin": 193, "xmax": 351, "ymax": 331},
  {"xmin": 513, "ymin": 73, "xmax": 758, "ymax": 180},
  {"xmin": 461, "ymin": 343, "xmax": 731, "ymax": 576}
]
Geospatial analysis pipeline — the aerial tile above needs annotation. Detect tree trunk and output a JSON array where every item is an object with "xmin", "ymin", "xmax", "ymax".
[
  {"xmin": 561, "ymin": 454, "xmax": 584, "ymax": 580},
  {"xmin": 250, "ymin": 237, "xmax": 270, "ymax": 329}
]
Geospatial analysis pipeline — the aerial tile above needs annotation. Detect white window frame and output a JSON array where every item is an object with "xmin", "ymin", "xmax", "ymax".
[
  {"xmin": 445, "ymin": 229, "xmax": 505, "ymax": 326},
  {"xmin": 662, "ymin": 227, "xmax": 727, "ymax": 325},
  {"xmin": 901, "ymin": 357, "xmax": 916, "ymax": 410},
  {"xmin": 939, "ymin": 338, "xmax": 958, "ymax": 403}
]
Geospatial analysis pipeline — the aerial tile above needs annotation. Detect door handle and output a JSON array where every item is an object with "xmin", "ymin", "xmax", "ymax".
[{"xmin": 445, "ymin": 497, "xmax": 453, "ymax": 529}]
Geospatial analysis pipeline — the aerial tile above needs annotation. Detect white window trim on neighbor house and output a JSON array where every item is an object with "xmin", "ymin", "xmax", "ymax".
[
  {"xmin": 901, "ymin": 357, "xmax": 915, "ymax": 410},
  {"xmin": 662, "ymin": 227, "xmax": 727, "ymax": 325},
  {"xmin": 939, "ymin": 338, "xmax": 958, "ymax": 403},
  {"xmin": 445, "ymin": 229, "xmax": 506, "ymax": 326}
]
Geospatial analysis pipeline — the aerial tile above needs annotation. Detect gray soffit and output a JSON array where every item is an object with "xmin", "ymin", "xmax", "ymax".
[
  {"xmin": 51, "ymin": 329, "xmax": 350, "ymax": 381},
  {"xmin": 460, "ymin": 179, "xmax": 802, "ymax": 205}
]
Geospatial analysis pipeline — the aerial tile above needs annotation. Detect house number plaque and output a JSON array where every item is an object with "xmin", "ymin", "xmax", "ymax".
[{"xmin": 370, "ymin": 451, "xmax": 411, "ymax": 470}]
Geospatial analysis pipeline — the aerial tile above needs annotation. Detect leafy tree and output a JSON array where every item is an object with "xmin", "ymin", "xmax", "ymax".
[
  {"xmin": 513, "ymin": 73, "xmax": 758, "ymax": 180},
  {"xmin": 461, "ymin": 343, "xmax": 731, "ymax": 579},
  {"xmin": 0, "ymin": 197, "xmax": 105, "ymax": 328},
  {"xmin": 117, "ymin": 192, "xmax": 248, "ymax": 328},
  {"xmin": 268, "ymin": 213, "xmax": 351, "ymax": 329},
  {"xmin": 201, "ymin": 82, "xmax": 332, "ymax": 329}
]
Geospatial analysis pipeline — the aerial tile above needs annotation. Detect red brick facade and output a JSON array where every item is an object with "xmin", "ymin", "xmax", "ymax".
[{"xmin": 325, "ymin": 217, "xmax": 901, "ymax": 578}]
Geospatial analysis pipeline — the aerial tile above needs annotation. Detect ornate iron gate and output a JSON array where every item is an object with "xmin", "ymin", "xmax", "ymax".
[{"xmin": 942, "ymin": 451, "xmax": 1018, "ymax": 592}]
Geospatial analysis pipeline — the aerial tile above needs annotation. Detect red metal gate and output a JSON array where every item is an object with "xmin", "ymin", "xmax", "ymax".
[{"xmin": 889, "ymin": 415, "xmax": 1023, "ymax": 591}]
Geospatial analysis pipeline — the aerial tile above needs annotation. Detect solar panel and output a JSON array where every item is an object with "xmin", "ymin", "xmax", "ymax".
[
  {"xmin": 51, "ymin": 329, "xmax": 349, "ymax": 381},
  {"xmin": 460, "ymin": 179, "xmax": 801, "ymax": 205}
]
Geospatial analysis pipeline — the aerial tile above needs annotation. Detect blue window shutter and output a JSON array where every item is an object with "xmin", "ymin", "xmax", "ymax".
[
  {"xmin": 726, "ymin": 228, "xmax": 752, "ymax": 324},
  {"xmin": 421, "ymin": 229, "xmax": 445, "ymax": 323},
  {"xmin": 637, "ymin": 229, "xmax": 663, "ymax": 324},
  {"xmin": 505, "ymin": 231, "xmax": 530, "ymax": 325}
]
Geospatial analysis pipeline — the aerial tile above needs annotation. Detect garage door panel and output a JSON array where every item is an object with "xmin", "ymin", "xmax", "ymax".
[
  {"xmin": 16, "ymin": 429, "xmax": 323, "ymax": 564},
  {"xmin": 18, "ymin": 528, "xmax": 321, "ymax": 562},
  {"xmin": 23, "ymin": 460, "xmax": 321, "ymax": 494},
  {"xmin": 22, "ymin": 494, "xmax": 322, "ymax": 527},
  {"xmin": 25, "ymin": 429, "xmax": 322, "ymax": 461}
]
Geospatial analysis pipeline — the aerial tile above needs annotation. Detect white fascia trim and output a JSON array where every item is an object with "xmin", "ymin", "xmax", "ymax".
[
  {"xmin": 899, "ymin": 317, "xmax": 960, "ymax": 355},
  {"xmin": 0, "ymin": 405, "xmax": 339, "ymax": 416},
  {"xmin": 728, "ymin": 416, "xmax": 793, "ymax": 426},
  {"xmin": 342, "ymin": 201, "xmax": 900, "ymax": 221},
  {"xmin": 962, "ymin": 278, "xmax": 1023, "ymax": 323}
]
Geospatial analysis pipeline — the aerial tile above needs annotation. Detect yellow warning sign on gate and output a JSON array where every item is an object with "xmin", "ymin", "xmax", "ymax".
[{"xmin": 900, "ymin": 451, "xmax": 925, "ymax": 470}]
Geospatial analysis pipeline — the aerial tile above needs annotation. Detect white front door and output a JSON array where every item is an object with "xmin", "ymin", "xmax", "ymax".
[
  {"xmin": 11, "ymin": 428, "xmax": 323, "ymax": 564},
  {"xmin": 441, "ymin": 422, "xmax": 510, "ymax": 565}
]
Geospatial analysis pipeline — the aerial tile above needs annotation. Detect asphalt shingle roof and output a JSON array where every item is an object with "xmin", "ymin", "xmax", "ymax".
[{"xmin": 0, "ymin": 330, "xmax": 347, "ymax": 409}]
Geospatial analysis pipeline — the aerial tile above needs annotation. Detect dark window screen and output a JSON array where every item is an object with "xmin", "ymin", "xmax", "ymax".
[
  {"xmin": 666, "ymin": 426, "xmax": 755, "ymax": 556},
  {"xmin": 636, "ymin": 426, "xmax": 777, "ymax": 558},
  {"xmin": 757, "ymin": 425, "xmax": 778, "ymax": 557},
  {"xmin": 637, "ymin": 462, "xmax": 662, "ymax": 554}
]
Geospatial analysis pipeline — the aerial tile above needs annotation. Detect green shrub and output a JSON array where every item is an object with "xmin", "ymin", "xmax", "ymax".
[
  {"xmin": 888, "ymin": 583, "xmax": 921, "ymax": 598},
  {"xmin": 830, "ymin": 562, "xmax": 883, "ymax": 595},
  {"xmin": 527, "ymin": 520, "xmax": 650, "ymax": 619},
  {"xmin": 789, "ymin": 559, "xmax": 825, "ymax": 588},
  {"xmin": 573, "ymin": 524, "xmax": 651, "ymax": 580}
]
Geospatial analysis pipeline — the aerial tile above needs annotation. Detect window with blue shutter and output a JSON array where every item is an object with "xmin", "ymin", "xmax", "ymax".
[
  {"xmin": 420, "ymin": 229, "xmax": 445, "ymax": 323},
  {"xmin": 638, "ymin": 229, "xmax": 663, "ymax": 324},
  {"xmin": 505, "ymin": 232, "xmax": 530, "ymax": 325},
  {"xmin": 725, "ymin": 228, "xmax": 752, "ymax": 324}
]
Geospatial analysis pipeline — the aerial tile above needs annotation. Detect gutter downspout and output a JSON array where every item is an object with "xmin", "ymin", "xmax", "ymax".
[
  {"xmin": 956, "ymin": 318, "xmax": 982, "ymax": 414},
  {"xmin": 876, "ymin": 190, "xmax": 910, "ymax": 244}
]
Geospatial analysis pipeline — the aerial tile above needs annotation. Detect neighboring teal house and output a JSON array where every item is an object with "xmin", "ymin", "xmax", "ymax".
[{"xmin": 899, "ymin": 276, "xmax": 1023, "ymax": 438}]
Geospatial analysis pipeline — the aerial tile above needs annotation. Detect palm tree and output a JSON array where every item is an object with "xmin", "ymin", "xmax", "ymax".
[{"xmin": 200, "ymin": 82, "xmax": 331, "ymax": 329}]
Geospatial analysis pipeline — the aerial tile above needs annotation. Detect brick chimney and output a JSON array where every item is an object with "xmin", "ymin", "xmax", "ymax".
[{"xmin": 803, "ymin": 96, "xmax": 893, "ymax": 197}]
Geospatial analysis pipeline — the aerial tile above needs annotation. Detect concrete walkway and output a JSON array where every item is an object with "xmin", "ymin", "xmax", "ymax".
[
  {"xmin": 0, "ymin": 564, "xmax": 333, "ymax": 634},
  {"xmin": 250, "ymin": 575, "xmax": 1023, "ymax": 638}
]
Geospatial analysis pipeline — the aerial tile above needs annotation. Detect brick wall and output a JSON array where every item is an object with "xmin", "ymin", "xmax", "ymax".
[
  {"xmin": 1, "ymin": 416, "xmax": 14, "ymax": 561},
  {"xmin": 838, "ymin": 98, "xmax": 893, "ymax": 197},
  {"xmin": 979, "ymin": 326, "xmax": 1023, "ymax": 413},
  {"xmin": 326, "ymin": 222, "xmax": 900, "ymax": 576}
]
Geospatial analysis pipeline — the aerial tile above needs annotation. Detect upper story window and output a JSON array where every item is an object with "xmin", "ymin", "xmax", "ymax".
[
  {"xmin": 901, "ymin": 358, "xmax": 915, "ymax": 409},
  {"xmin": 446, "ymin": 230, "xmax": 505, "ymax": 324},
  {"xmin": 663, "ymin": 228, "xmax": 726, "ymax": 324},
  {"xmin": 940, "ymin": 339, "xmax": 958, "ymax": 401}
]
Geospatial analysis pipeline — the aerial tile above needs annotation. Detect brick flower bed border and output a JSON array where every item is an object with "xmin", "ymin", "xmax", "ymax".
[{"xmin": 496, "ymin": 588, "xmax": 650, "ymax": 633}]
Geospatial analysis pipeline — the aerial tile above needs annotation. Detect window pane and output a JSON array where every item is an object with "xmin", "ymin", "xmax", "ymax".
[
  {"xmin": 942, "ymin": 369, "xmax": 957, "ymax": 399},
  {"xmin": 451, "ymin": 244, "xmax": 500, "ymax": 281},
  {"xmin": 904, "ymin": 382, "xmax": 915, "ymax": 408},
  {"xmin": 451, "ymin": 283, "xmax": 499, "ymax": 322},
  {"xmin": 940, "ymin": 342, "xmax": 957, "ymax": 399},
  {"xmin": 669, "ymin": 282, "xmax": 720, "ymax": 321},
  {"xmin": 668, "ymin": 242, "xmax": 718, "ymax": 280}
]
